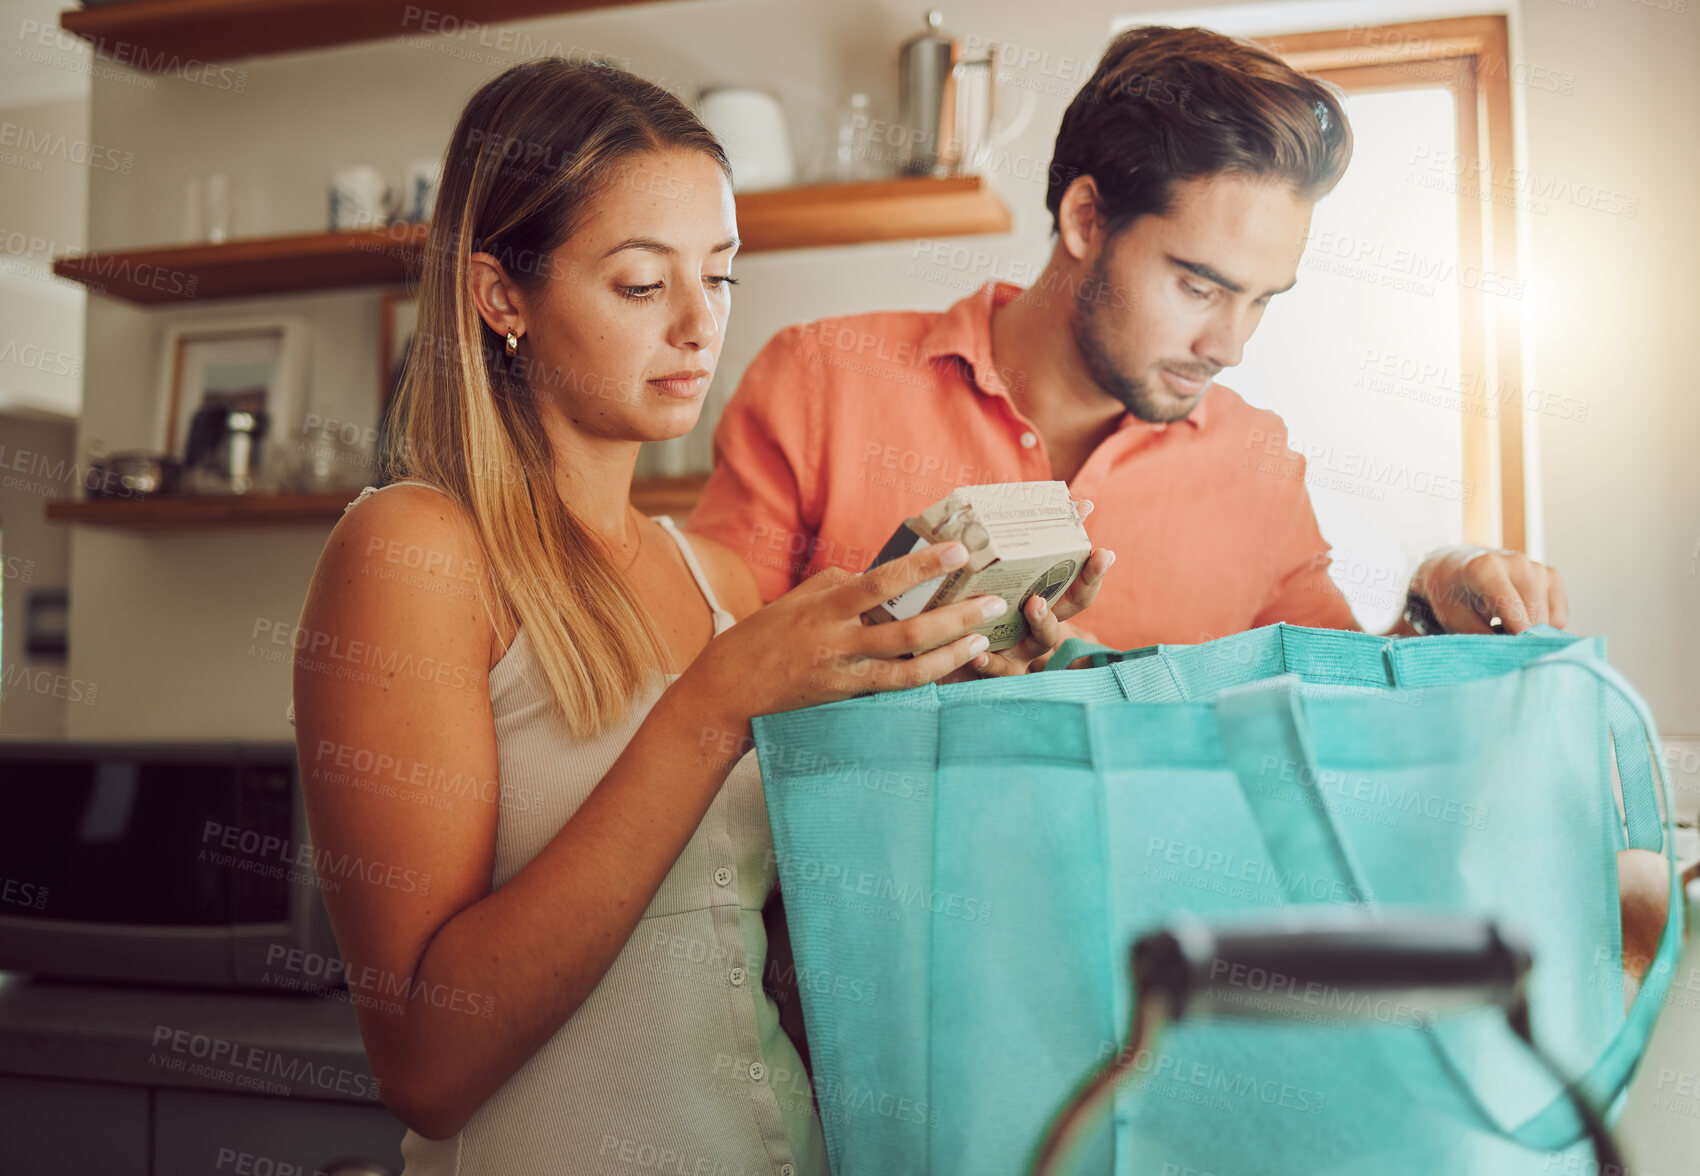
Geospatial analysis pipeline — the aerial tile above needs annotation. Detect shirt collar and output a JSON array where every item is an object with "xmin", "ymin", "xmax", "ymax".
[{"xmin": 918, "ymin": 280, "xmax": 1210, "ymax": 431}]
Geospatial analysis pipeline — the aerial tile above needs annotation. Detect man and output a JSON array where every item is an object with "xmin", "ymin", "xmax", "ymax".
[
  {"xmin": 692, "ymin": 29, "xmax": 1674, "ymax": 1127},
  {"xmin": 688, "ymin": 24, "xmax": 1568, "ymax": 666}
]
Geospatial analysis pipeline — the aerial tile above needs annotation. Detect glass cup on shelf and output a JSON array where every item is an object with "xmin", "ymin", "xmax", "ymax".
[
  {"xmin": 287, "ymin": 409, "xmax": 378, "ymax": 493},
  {"xmin": 800, "ymin": 92, "xmax": 889, "ymax": 185},
  {"xmin": 832, "ymin": 92, "xmax": 877, "ymax": 183},
  {"xmin": 203, "ymin": 173, "xmax": 231, "ymax": 243},
  {"xmin": 183, "ymin": 173, "xmax": 234, "ymax": 243}
]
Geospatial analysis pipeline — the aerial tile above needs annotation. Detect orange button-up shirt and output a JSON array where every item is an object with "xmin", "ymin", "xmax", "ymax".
[{"xmin": 687, "ymin": 281, "xmax": 1358, "ymax": 649}]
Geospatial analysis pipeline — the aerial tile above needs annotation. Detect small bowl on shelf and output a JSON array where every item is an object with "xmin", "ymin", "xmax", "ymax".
[{"xmin": 85, "ymin": 452, "xmax": 182, "ymax": 500}]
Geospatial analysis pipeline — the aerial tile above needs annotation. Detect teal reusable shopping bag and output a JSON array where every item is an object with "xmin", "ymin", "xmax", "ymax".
[{"xmin": 752, "ymin": 624, "xmax": 1682, "ymax": 1176}]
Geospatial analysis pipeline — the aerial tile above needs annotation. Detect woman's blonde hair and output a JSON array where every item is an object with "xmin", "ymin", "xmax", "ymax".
[{"xmin": 385, "ymin": 58, "xmax": 731, "ymax": 739}]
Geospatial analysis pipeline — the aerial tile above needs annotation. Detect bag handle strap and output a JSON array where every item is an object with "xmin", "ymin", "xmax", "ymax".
[
  {"xmin": 1387, "ymin": 626, "xmax": 1663, "ymax": 852},
  {"xmin": 1486, "ymin": 646, "xmax": 1684, "ymax": 1149},
  {"xmin": 1212, "ymin": 675, "xmax": 1378, "ymax": 908},
  {"xmin": 1515, "ymin": 628, "xmax": 1661, "ymax": 851},
  {"xmin": 1044, "ymin": 637, "xmax": 1125, "ymax": 673},
  {"xmin": 1160, "ymin": 623, "xmax": 1664, "ymax": 853},
  {"xmin": 1606, "ymin": 687, "xmax": 1665, "ymax": 852},
  {"xmin": 1213, "ymin": 651, "xmax": 1683, "ymax": 1152},
  {"xmin": 1412, "ymin": 647, "xmax": 1683, "ymax": 1150},
  {"xmin": 1065, "ymin": 625, "xmax": 1661, "ymax": 853}
]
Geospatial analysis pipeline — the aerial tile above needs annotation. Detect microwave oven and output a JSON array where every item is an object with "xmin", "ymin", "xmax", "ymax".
[{"xmin": 0, "ymin": 740, "xmax": 339, "ymax": 989}]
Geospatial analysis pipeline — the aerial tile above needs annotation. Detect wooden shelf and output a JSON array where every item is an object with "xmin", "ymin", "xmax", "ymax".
[
  {"xmin": 627, "ymin": 473, "xmax": 711, "ymax": 518},
  {"xmin": 54, "ymin": 222, "xmax": 430, "ymax": 305},
  {"xmin": 45, "ymin": 475, "xmax": 709, "ymax": 530},
  {"xmin": 46, "ymin": 491, "xmax": 357, "ymax": 529},
  {"xmin": 733, "ymin": 175, "xmax": 1011, "ymax": 253},
  {"xmin": 60, "ymin": 0, "xmax": 656, "ymax": 69},
  {"xmin": 52, "ymin": 176, "xmax": 1010, "ymax": 306}
]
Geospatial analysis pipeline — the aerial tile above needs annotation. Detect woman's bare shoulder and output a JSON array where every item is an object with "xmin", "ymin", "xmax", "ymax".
[
  {"xmin": 681, "ymin": 530, "xmax": 764, "ymax": 622},
  {"xmin": 336, "ymin": 484, "xmax": 482, "ymax": 558},
  {"xmin": 310, "ymin": 484, "xmax": 496, "ymax": 645}
]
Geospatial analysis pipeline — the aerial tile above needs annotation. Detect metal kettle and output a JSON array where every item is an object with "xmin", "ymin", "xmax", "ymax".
[
  {"xmin": 185, "ymin": 403, "xmax": 270, "ymax": 494},
  {"xmin": 897, "ymin": 10, "xmax": 1033, "ymax": 177}
]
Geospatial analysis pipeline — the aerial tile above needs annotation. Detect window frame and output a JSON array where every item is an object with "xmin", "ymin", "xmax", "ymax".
[{"xmin": 1255, "ymin": 16, "xmax": 1525, "ymax": 549}]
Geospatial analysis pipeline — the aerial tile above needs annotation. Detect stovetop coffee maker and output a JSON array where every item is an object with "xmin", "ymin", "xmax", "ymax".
[{"xmin": 185, "ymin": 403, "xmax": 270, "ymax": 494}]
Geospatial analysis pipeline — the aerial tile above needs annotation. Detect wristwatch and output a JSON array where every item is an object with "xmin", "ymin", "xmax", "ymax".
[
  {"xmin": 1404, "ymin": 587, "xmax": 1506, "ymax": 635},
  {"xmin": 1403, "ymin": 589, "xmax": 1445, "ymax": 636}
]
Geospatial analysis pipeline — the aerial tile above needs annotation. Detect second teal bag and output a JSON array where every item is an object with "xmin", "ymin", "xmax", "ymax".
[{"xmin": 752, "ymin": 624, "xmax": 1681, "ymax": 1175}]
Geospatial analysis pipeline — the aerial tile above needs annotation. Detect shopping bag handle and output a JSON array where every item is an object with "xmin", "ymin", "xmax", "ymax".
[
  {"xmin": 1213, "ymin": 675, "xmax": 1378, "ymax": 908},
  {"xmin": 1044, "ymin": 637, "xmax": 1126, "ymax": 672},
  {"xmin": 1212, "ymin": 652, "xmax": 1683, "ymax": 1152},
  {"xmin": 1486, "ymin": 646, "xmax": 1684, "ymax": 1150},
  {"xmin": 1384, "ymin": 625, "xmax": 1662, "ymax": 852},
  {"xmin": 1073, "ymin": 624, "xmax": 1663, "ymax": 853},
  {"xmin": 1409, "ymin": 648, "xmax": 1683, "ymax": 1150}
]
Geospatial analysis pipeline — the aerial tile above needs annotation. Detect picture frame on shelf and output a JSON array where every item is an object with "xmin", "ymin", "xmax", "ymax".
[{"xmin": 154, "ymin": 315, "xmax": 309, "ymax": 478}]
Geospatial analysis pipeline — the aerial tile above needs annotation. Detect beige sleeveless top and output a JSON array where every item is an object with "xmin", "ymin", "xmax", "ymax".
[{"xmin": 318, "ymin": 482, "xmax": 828, "ymax": 1176}]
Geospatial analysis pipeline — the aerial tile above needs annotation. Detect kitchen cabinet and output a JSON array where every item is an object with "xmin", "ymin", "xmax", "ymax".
[
  {"xmin": 0, "ymin": 1076, "xmax": 406, "ymax": 1174},
  {"xmin": 155, "ymin": 1088, "xmax": 405, "ymax": 1176},
  {"xmin": 0, "ymin": 975, "xmax": 408, "ymax": 1174},
  {"xmin": 0, "ymin": 1074, "xmax": 150, "ymax": 1175}
]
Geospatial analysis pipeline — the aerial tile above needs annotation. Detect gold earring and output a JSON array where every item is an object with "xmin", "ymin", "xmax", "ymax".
[{"xmin": 505, "ymin": 328, "xmax": 520, "ymax": 355}]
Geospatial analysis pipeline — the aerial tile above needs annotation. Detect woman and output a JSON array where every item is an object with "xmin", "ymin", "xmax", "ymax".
[{"xmin": 291, "ymin": 58, "xmax": 1109, "ymax": 1174}]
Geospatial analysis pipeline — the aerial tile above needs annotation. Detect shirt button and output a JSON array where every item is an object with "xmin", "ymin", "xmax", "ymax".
[
  {"xmin": 1019, "ymin": 431, "xmax": 1038, "ymax": 449},
  {"xmin": 748, "ymin": 1060, "xmax": 766, "ymax": 1081},
  {"xmin": 780, "ymin": 1166, "xmax": 796, "ymax": 1176},
  {"xmin": 729, "ymin": 966, "xmax": 747, "ymax": 986},
  {"xmin": 714, "ymin": 867, "xmax": 732, "ymax": 887}
]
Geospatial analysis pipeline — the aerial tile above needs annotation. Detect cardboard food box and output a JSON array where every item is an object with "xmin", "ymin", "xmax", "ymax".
[{"xmin": 861, "ymin": 481, "xmax": 1092, "ymax": 652}]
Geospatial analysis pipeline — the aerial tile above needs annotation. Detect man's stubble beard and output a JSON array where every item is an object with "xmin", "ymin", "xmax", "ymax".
[{"xmin": 1066, "ymin": 253, "xmax": 1202, "ymax": 426}]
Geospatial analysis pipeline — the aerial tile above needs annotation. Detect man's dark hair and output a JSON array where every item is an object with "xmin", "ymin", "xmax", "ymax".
[{"xmin": 1046, "ymin": 25, "xmax": 1353, "ymax": 235}]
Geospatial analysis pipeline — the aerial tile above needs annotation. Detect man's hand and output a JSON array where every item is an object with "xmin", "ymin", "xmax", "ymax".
[
  {"xmin": 1409, "ymin": 545, "xmax": 1569, "ymax": 634},
  {"xmin": 932, "ymin": 497, "xmax": 1114, "ymax": 682},
  {"xmin": 960, "ymin": 545, "xmax": 1116, "ymax": 678}
]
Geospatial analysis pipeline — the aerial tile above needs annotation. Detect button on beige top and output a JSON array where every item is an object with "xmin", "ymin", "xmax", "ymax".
[{"xmin": 341, "ymin": 485, "xmax": 825, "ymax": 1176}]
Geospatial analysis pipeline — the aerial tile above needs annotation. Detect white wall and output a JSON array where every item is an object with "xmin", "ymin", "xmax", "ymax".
[
  {"xmin": 1513, "ymin": 0, "xmax": 1700, "ymax": 739},
  {"xmin": 0, "ymin": 0, "xmax": 90, "ymax": 424},
  {"xmin": 0, "ymin": 95, "xmax": 86, "ymax": 420},
  {"xmin": 0, "ymin": 0, "xmax": 86, "ymax": 733},
  {"xmin": 0, "ymin": 414, "xmax": 74, "ymax": 735}
]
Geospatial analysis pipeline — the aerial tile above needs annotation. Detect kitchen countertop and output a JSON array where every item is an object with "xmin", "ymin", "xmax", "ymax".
[{"xmin": 0, "ymin": 972, "xmax": 384, "ymax": 1105}]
